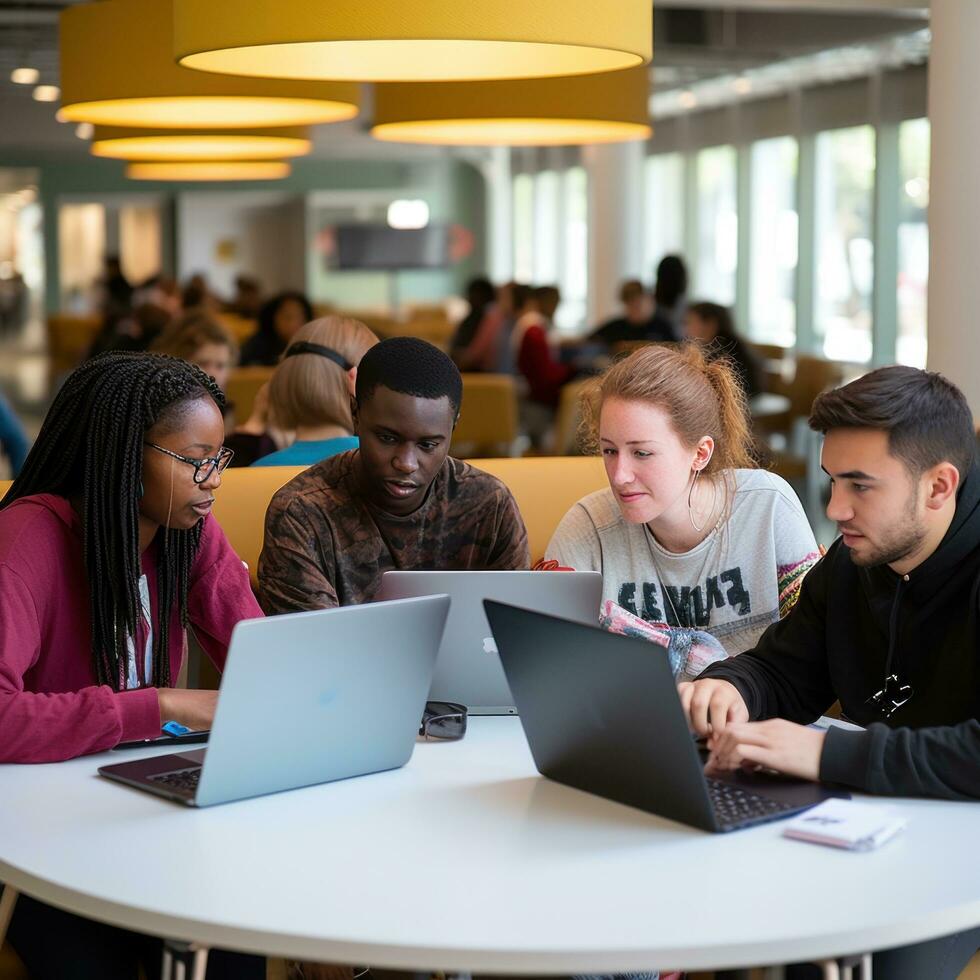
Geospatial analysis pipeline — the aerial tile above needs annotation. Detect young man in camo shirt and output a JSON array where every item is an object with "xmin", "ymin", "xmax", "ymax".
[{"xmin": 259, "ymin": 337, "xmax": 529, "ymax": 613}]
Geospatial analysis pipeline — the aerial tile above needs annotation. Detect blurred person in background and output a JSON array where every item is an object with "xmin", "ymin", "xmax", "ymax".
[
  {"xmin": 152, "ymin": 312, "xmax": 238, "ymax": 395},
  {"xmin": 255, "ymin": 316, "xmax": 379, "ymax": 467},
  {"xmin": 0, "ymin": 389, "xmax": 28, "ymax": 478},
  {"xmin": 653, "ymin": 254, "xmax": 688, "ymax": 338},
  {"xmin": 99, "ymin": 255, "xmax": 132, "ymax": 319},
  {"xmin": 449, "ymin": 276, "xmax": 498, "ymax": 371},
  {"xmin": 685, "ymin": 301, "xmax": 762, "ymax": 400},
  {"xmin": 240, "ymin": 291, "xmax": 314, "ymax": 366},
  {"xmin": 587, "ymin": 279, "xmax": 676, "ymax": 351},
  {"xmin": 226, "ymin": 275, "xmax": 263, "ymax": 320}
]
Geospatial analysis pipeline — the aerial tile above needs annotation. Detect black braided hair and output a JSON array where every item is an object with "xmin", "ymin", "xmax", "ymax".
[{"xmin": 0, "ymin": 352, "xmax": 225, "ymax": 690}]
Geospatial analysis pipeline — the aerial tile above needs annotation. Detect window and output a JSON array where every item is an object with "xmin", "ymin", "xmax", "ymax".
[
  {"xmin": 643, "ymin": 153, "xmax": 684, "ymax": 284},
  {"xmin": 749, "ymin": 137, "xmax": 798, "ymax": 348},
  {"xmin": 558, "ymin": 166, "xmax": 588, "ymax": 331},
  {"xmin": 532, "ymin": 170, "xmax": 560, "ymax": 285},
  {"xmin": 695, "ymin": 145, "xmax": 738, "ymax": 306},
  {"xmin": 814, "ymin": 126, "xmax": 875, "ymax": 362},
  {"xmin": 512, "ymin": 173, "xmax": 534, "ymax": 284},
  {"xmin": 897, "ymin": 118, "xmax": 929, "ymax": 368}
]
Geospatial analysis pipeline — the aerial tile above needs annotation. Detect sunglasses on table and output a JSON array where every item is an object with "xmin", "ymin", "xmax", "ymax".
[
  {"xmin": 420, "ymin": 701, "xmax": 467, "ymax": 741},
  {"xmin": 145, "ymin": 443, "xmax": 235, "ymax": 484}
]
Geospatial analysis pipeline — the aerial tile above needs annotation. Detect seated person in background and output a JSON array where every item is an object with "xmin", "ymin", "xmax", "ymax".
[
  {"xmin": 449, "ymin": 276, "xmax": 498, "ymax": 370},
  {"xmin": 544, "ymin": 343, "xmax": 819, "ymax": 656},
  {"xmin": 514, "ymin": 285, "xmax": 576, "ymax": 409},
  {"xmin": 652, "ymin": 253, "xmax": 689, "ymax": 337},
  {"xmin": 152, "ymin": 309, "xmax": 238, "ymax": 394},
  {"xmin": 682, "ymin": 366, "xmax": 980, "ymax": 980},
  {"xmin": 0, "ymin": 388, "xmax": 28, "ymax": 477},
  {"xmin": 587, "ymin": 279, "xmax": 676, "ymax": 349},
  {"xmin": 259, "ymin": 336, "xmax": 529, "ymax": 612},
  {"xmin": 253, "ymin": 315, "xmax": 378, "ymax": 467},
  {"xmin": 225, "ymin": 274, "xmax": 263, "ymax": 320},
  {"xmin": 152, "ymin": 311, "xmax": 283, "ymax": 465},
  {"xmin": 685, "ymin": 301, "xmax": 762, "ymax": 399},
  {"xmin": 452, "ymin": 279, "xmax": 527, "ymax": 375},
  {"xmin": 0, "ymin": 352, "xmax": 263, "ymax": 977},
  {"xmin": 239, "ymin": 290, "xmax": 314, "ymax": 366}
]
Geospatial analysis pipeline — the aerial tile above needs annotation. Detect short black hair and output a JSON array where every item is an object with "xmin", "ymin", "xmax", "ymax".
[
  {"xmin": 809, "ymin": 365, "xmax": 976, "ymax": 480},
  {"xmin": 355, "ymin": 337, "xmax": 463, "ymax": 417}
]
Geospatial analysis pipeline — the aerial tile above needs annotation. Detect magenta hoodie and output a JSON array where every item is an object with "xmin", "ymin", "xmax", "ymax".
[{"xmin": 0, "ymin": 494, "xmax": 263, "ymax": 763}]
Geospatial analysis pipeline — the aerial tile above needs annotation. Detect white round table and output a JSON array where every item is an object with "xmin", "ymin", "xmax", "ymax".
[{"xmin": 1, "ymin": 717, "xmax": 979, "ymax": 974}]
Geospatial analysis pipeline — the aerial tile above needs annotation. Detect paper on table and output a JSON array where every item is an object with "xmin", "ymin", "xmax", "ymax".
[{"xmin": 783, "ymin": 798, "xmax": 907, "ymax": 851}]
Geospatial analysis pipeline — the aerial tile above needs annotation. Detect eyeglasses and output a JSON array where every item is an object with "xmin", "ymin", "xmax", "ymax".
[
  {"xmin": 420, "ymin": 700, "xmax": 467, "ymax": 741},
  {"xmin": 144, "ymin": 443, "xmax": 235, "ymax": 484},
  {"xmin": 865, "ymin": 673, "xmax": 914, "ymax": 720}
]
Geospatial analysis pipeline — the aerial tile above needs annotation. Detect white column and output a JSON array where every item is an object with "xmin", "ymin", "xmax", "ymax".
[
  {"xmin": 482, "ymin": 146, "xmax": 513, "ymax": 284},
  {"xmin": 583, "ymin": 141, "xmax": 645, "ymax": 326},
  {"xmin": 926, "ymin": 0, "xmax": 980, "ymax": 413}
]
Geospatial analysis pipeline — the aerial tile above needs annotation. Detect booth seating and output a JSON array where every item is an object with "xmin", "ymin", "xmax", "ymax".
[{"xmin": 211, "ymin": 455, "xmax": 607, "ymax": 587}]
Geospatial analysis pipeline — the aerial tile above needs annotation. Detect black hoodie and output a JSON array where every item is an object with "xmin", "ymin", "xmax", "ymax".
[{"xmin": 699, "ymin": 466, "xmax": 980, "ymax": 800}]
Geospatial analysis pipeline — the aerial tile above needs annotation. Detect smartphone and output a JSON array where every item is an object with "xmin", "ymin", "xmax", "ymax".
[{"xmin": 113, "ymin": 730, "xmax": 211, "ymax": 751}]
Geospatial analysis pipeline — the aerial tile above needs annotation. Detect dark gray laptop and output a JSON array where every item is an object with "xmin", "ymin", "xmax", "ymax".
[
  {"xmin": 376, "ymin": 570, "xmax": 602, "ymax": 715},
  {"xmin": 484, "ymin": 600, "xmax": 845, "ymax": 833},
  {"xmin": 99, "ymin": 596, "xmax": 450, "ymax": 806}
]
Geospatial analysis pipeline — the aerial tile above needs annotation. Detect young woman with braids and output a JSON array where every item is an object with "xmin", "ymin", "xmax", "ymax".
[
  {"xmin": 0, "ymin": 351, "xmax": 263, "ymax": 761},
  {"xmin": 544, "ymin": 344, "xmax": 820, "ymax": 658},
  {"xmin": 0, "ymin": 351, "xmax": 265, "ymax": 978}
]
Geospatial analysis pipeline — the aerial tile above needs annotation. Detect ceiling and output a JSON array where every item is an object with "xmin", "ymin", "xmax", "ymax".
[{"xmin": 0, "ymin": 0, "xmax": 930, "ymax": 157}]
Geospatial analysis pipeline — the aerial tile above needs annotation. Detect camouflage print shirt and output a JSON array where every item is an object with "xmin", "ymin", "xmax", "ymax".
[{"xmin": 259, "ymin": 450, "xmax": 529, "ymax": 613}]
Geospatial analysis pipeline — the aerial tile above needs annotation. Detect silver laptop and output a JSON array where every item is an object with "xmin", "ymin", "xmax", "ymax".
[
  {"xmin": 99, "ymin": 595, "xmax": 450, "ymax": 807},
  {"xmin": 375, "ymin": 571, "xmax": 602, "ymax": 715}
]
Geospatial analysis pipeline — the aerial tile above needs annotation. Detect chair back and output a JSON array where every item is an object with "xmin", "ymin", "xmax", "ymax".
[
  {"xmin": 452, "ymin": 374, "xmax": 520, "ymax": 457},
  {"xmin": 225, "ymin": 365, "xmax": 275, "ymax": 421}
]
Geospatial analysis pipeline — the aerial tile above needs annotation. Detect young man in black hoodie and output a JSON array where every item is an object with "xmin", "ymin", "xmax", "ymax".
[{"xmin": 680, "ymin": 365, "xmax": 980, "ymax": 978}]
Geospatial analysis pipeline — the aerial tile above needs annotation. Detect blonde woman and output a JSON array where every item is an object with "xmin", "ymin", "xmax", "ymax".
[
  {"xmin": 545, "ymin": 343, "xmax": 819, "ymax": 656},
  {"xmin": 252, "ymin": 316, "xmax": 379, "ymax": 468}
]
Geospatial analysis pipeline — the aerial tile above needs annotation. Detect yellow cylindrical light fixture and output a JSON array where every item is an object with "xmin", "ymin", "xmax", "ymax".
[
  {"xmin": 60, "ymin": 0, "xmax": 360, "ymax": 128},
  {"xmin": 126, "ymin": 161, "xmax": 292, "ymax": 182},
  {"xmin": 372, "ymin": 66, "xmax": 652, "ymax": 146},
  {"xmin": 91, "ymin": 125, "xmax": 312, "ymax": 161},
  {"xmin": 174, "ymin": 0, "xmax": 651, "ymax": 82}
]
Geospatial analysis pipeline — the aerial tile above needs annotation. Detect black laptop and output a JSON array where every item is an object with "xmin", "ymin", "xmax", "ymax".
[{"xmin": 484, "ymin": 600, "xmax": 846, "ymax": 833}]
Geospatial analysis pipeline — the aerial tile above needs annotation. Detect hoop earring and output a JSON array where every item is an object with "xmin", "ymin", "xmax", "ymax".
[
  {"xmin": 138, "ymin": 480, "xmax": 144, "ymax": 500},
  {"xmin": 688, "ymin": 468, "xmax": 704, "ymax": 533}
]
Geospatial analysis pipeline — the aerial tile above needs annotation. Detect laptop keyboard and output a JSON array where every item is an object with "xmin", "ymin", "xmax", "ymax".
[
  {"xmin": 148, "ymin": 766, "xmax": 201, "ymax": 796},
  {"xmin": 706, "ymin": 776, "xmax": 799, "ymax": 830}
]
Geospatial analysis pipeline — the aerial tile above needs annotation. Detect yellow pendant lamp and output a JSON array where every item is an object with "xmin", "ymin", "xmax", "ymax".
[
  {"xmin": 60, "ymin": 0, "xmax": 359, "ymax": 128},
  {"xmin": 126, "ymin": 161, "xmax": 292, "ymax": 181},
  {"xmin": 372, "ymin": 66, "xmax": 652, "ymax": 146},
  {"xmin": 173, "ymin": 0, "xmax": 651, "ymax": 83},
  {"xmin": 91, "ymin": 125, "xmax": 311, "ymax": 162}
]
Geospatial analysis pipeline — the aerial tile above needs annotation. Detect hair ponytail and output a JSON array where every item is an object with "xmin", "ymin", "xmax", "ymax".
[{"xmin": 582, "ymin": 343, "xmax": 757, "ymax": 476}]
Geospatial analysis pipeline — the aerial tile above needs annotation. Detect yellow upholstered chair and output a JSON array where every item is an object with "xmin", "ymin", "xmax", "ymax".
[
  {"xmin": 224, "ymin": 365, "xmax": 275, "ymax": 421},
  {"xmin": 469, "ymin": 455, "xmax": 607, "ymax": 563},
  {"xmin": 553, "ymin": 377, "xmax": 595, "ymax": 456},
  {"xmin": 45, "ymin": 313, "xmax": 102, "ymax": 388},
  {"xmin": 211, "ymin": 466, "xmax": 301, "ymax": 588},
  {"xmin": 452, "ymin": 374, "xmax": 520, "ymax": 458}
]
